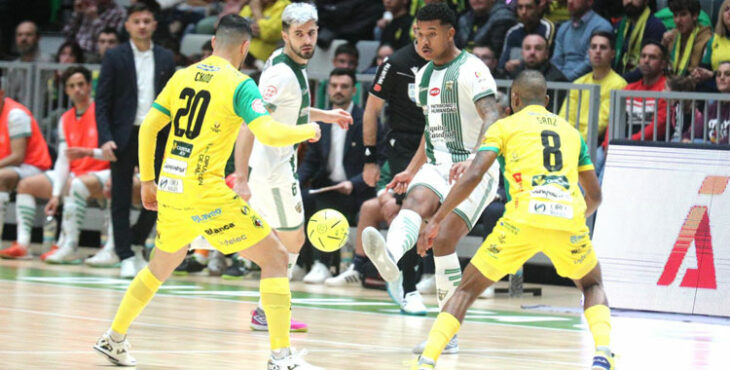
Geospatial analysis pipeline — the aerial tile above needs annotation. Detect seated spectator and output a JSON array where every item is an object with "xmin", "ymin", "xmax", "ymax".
[
  {"xmin": 654, "ymin": 1, "xmax": 712, "ymax": 30},
  {"xmin": 375, "ymin": 0, "xmax": 413, "ymax": 49},
  {"xmin": 473, "ymin": 43, "xmax": 506, "ymax": 78},
  {"xmin": 683, "ymin": 61, "xmax": 730, "ymax": 143},
  {"xmin": 692, "ymin": 0, "xmax": 730, "ymax": 88},
  {"xmin": 63, "ymin": 0, "xmax": 126, "ymax": 53},
  {"xmin": 5, "ymin": 21, "xmax": 51, "ymax": 104},
  {"xmin": 661, "ymin": 0, "xmax": 712, "ymax": 77},
  {"xmin": 560, "ymin": 31, "xmax": 627, "ymax": 141},
  {"xmin": 499, "ymin": 0, "xmax": 556, "ymax": 72},
  {"xmin": 544, "ymin": 0, "xmax": 570, "ymax": 24},
  {"xmin": 551, "ymin": 0, "xmax": 612, "ymax": 81},
  {"xmin": 362, "ymin": 43, "xmax": 394, "ymax": 74},
  {"xmin": 316, "ymin": 43, "xmax": 363, "ymax": 109},
  {"xmin": 665, "ymin": 76, "xmax": 704, "ymax": 142},
  {"xmin": 6, "ymin": 67, "xmax": 113, "ymax": 264},
  {"xmin": 316, "ymin": 0, "xmax": 384, "ymax": 48},
  {"xmin": 508, "ymin": 34, "xmax": 566, "ymax": 81},
  {"xmin": 455, "ymin": 0, "xmax": 516, "ymax": 55},
  {"xmin": 0, "ymin": 79, "xmax": 53, "ymax": 259},
  {"xmin": 46, "ymin": 42, "xmax": 86, "ymax": 122},
  {"xmin": 613, "ymin": 0, "xmax": 667, "ymax": 83},
  {"xmin": 299, "ymin": 69, "xmax": 376, "ymax": 284},
  {"xmin": 240, "ymin": 0, "xmax": 290, "ymax": 62},
  {"xmin": 86, "ymin": 27, "xmax": 120, "ymax": 63}
]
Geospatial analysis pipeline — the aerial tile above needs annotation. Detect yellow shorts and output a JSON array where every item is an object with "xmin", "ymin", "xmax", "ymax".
[
  {"xmin": 470, "ymin": 217, "xmax": 597, "ymax": 282},
  {"xmin": 155, "ymin": 181, "xmax": 271, "ymax": 255}
]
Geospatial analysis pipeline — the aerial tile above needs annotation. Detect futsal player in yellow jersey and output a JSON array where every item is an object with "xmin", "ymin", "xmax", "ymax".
[
  {"xmin": 413, "ymin": 71, "xmax": 614, "ymax": 370},
  {"xmin": 93, "ymin": 14, "xmax": 323, "ymax": 369}
]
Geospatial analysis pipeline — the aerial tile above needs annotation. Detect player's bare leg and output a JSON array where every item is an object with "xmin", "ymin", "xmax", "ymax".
[
  {"xmin": 0, "ymin": 168, "xmax": 22, "ymax": 257},
  {"xmin": 573, "ymin": 263, "xmax": 614, "ymax": 369}
]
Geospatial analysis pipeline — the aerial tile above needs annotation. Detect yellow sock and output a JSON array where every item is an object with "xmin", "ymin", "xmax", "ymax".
[
  {"xmin": 422, "ymin": 312, "xmax": 461, "ymax": 362},
  {"xmin": 111, "ymin": 267, "xmax": 162, "ymax": 335},
  {"xmin": 260, "ymin": 277, "xmax": 291, "ymax": 350},
  {"xmin": 584, "ymin": 304, "xmax": 611, "ymax": 348}
]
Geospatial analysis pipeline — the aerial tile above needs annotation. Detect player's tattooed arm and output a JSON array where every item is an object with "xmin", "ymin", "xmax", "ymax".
[{"xmin": 474, "ymin": 95, "xmax": 500, "ymax": 151}]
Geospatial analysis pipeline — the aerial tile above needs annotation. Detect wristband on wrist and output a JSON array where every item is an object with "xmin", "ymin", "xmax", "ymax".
[{"xmin": 364, "ymin": 145, "xmax": 377, "ymax": 163}]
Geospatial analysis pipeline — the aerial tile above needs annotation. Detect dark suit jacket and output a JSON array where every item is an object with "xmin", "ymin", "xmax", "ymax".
[
  {"xmin": 95, "ymin": 42, "xmax": 175, "ymax": 151},
  {"xmin": 298, "ymin": 104, "xmax": 377, "ymax": 205}
]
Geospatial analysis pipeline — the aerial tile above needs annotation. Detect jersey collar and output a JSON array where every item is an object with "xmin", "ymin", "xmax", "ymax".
[{"xmin": 432, "ymin": 50, "xmax": 465, "ymax": 70}]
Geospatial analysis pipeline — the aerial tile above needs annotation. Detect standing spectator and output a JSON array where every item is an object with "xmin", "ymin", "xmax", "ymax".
[
  {"xmin": 315, "ymin": 43, "xmax": 363, "ymax": 109},
  {"xmin": 613, "ymin": 0, "xmax": 667, "ymax": 83},
  {"xmin": 551, "ymin": 0, "xmax": 612, "ymax": 81},
  {"xmin": 455, "ymin": 0, "xmax": 516, "ymax": 55},
  {"xmin": 684, "ymin": 61, "xmax": 730, "ymax": 143},
  {"xmin": 499, "ymin": 0, "xmax": 556, "ymax": 72},
  {"xmin": 0, "ymin": 79, "xmax": 52, "ymax": 258},
  {"xmin": 316, "ymin": 0, "xmax": 384, "ymax": 48},
  {"xmin": 239, "ymin": 0, "xmax": 290, "ymax": 62},
  {"xmin": 298, "ymin": 68, "xmax": 374, "ymax": 284},
  {"xmin": 85, "ymin": 27, "xmax": 120, "ymax": 63},
  {"xmin": 662, "ymin": 0, "xmax": 712, "ymax": 77},
  {"xmin": 692, "ymin": 0, "xmax": 730, "ymax": 87},
  {"xmin": 362, "ymin": 43, "xmax": 394, "ymax": 74},
  {"xmin": 95, "ymin": 3, "xmax": 175, "ymax": 278},
  {"xmin": 560, "ymin": 31, "xmax": 627, "ymax": 142},
  {"xmin": 375, "ymin": 0, "xmax": 413, "ymax": 50},
  {"xmin": 63, "ymin": 0, "xmax": 126, "ymax": 53}
]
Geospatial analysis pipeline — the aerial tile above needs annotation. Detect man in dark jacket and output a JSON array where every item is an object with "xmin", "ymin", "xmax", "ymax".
[
  {"xmin": 455, "ymin": 0, "xmax": 516, "ymax": 56},
  {"xmin": 508, "ymin": 34, "xmax": 567, "ymax": 110}
]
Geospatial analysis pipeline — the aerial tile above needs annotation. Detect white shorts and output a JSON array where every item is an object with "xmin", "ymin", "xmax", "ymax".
[
  {"xmin": 248, "ymin": 179, "xmax": 304, "ymax": 231},
  {"xmin": 43, "ymin": 169, "xmax": 111, "ymax": 192},
  {"xmin": 10, "ymin": 164, "xmax": 43, "ymax": 179},
  {"xmin": 408, "ymin": 162, "xmax": 499, "ymax": 230}
]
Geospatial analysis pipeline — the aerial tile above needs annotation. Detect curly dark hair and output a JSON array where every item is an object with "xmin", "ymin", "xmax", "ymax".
[
  {"xmin": 668, "ymin": 0, "xmax": 701, "ymax": 15},
  {"xmin": 416, "ymin": 3, "xmax": 457, "ymax": 28}
]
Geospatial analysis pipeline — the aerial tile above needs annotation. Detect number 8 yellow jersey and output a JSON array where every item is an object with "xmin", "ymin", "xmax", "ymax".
[{"xmin": 479, "ymin": 105, "xmax": 594, "ymax": 231}]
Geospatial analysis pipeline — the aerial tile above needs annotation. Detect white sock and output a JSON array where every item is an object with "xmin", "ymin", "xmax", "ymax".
[
  {"xmin": 385, "ymin": 209, "xmax": 422, "ymax": 262},
  {"xmin": 102, "ymin": 206, "xmax": 115, "ymax": 252},
  {"xmin": 434, "ymin": 253, "xmax": 461, "ymax": 310},
  {"xmin": 0, "ymin": 191, "xmax": 9, "ymax": 238},
  {"xmin": 287, "ymin": 253, "xmax": 299, "ymax": 279},
  {"xmin": 15, "ymin": 194, "xmax": 36, "ymax": 246},
  {"xmin": 62, "ymin": 179, "xmax": 91, "ymax": 249}
]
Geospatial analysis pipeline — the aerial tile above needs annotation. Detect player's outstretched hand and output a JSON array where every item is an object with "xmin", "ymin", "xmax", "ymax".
[
  {"xmin": 418, "ymin": 221, "xmax": 440, "ymax": 257},
  {"xmin": 325, "ymin": 108, "xmax": 353, "ymax": 129},
  {"xmin": 449, "ymin": 159, "xmax": 472, "ymax": 184},
  {"xmin": 308, "ymin": 123, "xmax": 322, "ymax": 143},
  {"xmin": 141, "ymin": 181, "xmax": 158, "ymax": 211},
  {"xmin": 386, "ymin": 170, "xmax": 413, "ymax": 194},
  {"xmin": 44, "ymin": 196, "xmax": 60, "ymax": 216},
  {"xmin": 232, "ymin": 175, "xmax": 252, "ymax": 201}
]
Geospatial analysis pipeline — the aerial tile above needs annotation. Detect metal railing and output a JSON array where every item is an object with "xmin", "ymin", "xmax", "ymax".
[{"xmin": 0, "ymin": 61, "xmax": 34, "ymax": 108}]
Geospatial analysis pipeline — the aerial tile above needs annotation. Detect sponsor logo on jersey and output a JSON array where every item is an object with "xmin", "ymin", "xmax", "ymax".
[
  {"xmin": 252, "ymin": 216, "xmax": 264, "ymax": 228},
  {"xmin": 171, "ymin": 140, "xmax": 193, "ymax": 158},
  {"xmin": 373, "ymin": 84, "xmax": 382, "ymax": 92},
  {"xmin": 262, "ymin": 85, "xmax": 277, "ymax": 101},
  {"xmin": 205, "ymin": 223, "xmax": 235, "ymax": 235},
  {"xmin": 211, "ymin": 122, "xmax": 221, "ymax": 133},
  {"xmin": 158, "ymin": 176, "xmax": 183, "ymax": 193},
  {"xmin": 531, "ymin": 174, "xmax": 569, "ymax": 190},
  {"xmin": 221, "ymin": 233, "xmax": 248, "ymax": 247},
  {"xmin": 251, "ymin": 98, "xmax": 266, "ymax": 114},
  {"xmin": 240, "ymin": 205, "xmax": 250, "ymax": 216},
  {"xmin": 195, "ymin": 149, "xmax": 211, "ymax": 186},
  {"xmin": 191, "ymin": 208, "xmax": 222, "ymax": 223},
  {"xmin": 196, "ymin": 64, "xmax": 220, "ymax": 72},
  {"xmin": 429, "ymin": 87, "xmax": 440, "ymax": 96},
  {"xmin": 475, "ymin": 71, "xmax": 482, "ymax": 78},
  {"xmin": 428, "ymin": 103, "xmax": 457, "ymax": 114},
  {"xmin": 375, "ymin": 63, "xmax": 390, "ymax": 86},
  {"xmin": 528, "ymin": 200, "xmax": 574, "ymax": 219},
  {"xmin": 530, "ymin": 186, "xmax": 572, "ymax": 201},
  {"xmin": 162, "ymin": 158, "xmax": 187, "ymax": 177}
]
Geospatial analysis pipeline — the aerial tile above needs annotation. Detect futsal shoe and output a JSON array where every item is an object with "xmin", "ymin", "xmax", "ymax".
[
  {"xmin": 40, "ymin": 245, "xmax": 59, "ymax": 261},
  {"xmin": 93, "ymin": 331, "xmax": 136, "ymax": 366},
  {"xmin": 324, "ymin": 264, "xmax": 361, "ymax": 286},
  {"xmin": 592, "ymin": 347, "xmax": 615, "ymax": 369},
  {"xmin": 362, "ymin": 227, "xmax": 399, "ymax": 282},
  {"xmin": 413, "ymin": 335, "xmax": 459, "ymax": 355},
  {"xmin": 417, "ymin": 274, "xmax": 436, "ymax": 295},
  {"xmin": 410, "ymin": 356, "xmax": 436, "ymax": 370},
  {"xmin": 0, "ymin": 243, "xmax": 29, "ymax": 259},
  {"xmin": 85, "ymin": 247, "xmax": 120, "ymax": 267},
  {"xmin": 401, "ymin": 291, "xmax": 428, "ymax": 316},
  {"xmin": 250, "ymin": 307, "xmax": 308, "ymax": 333},
  {"xmin": 267, "ymin": 348, "xmax": 322, "ymax": 370},
  {"xmin": 45, "ymin": 246, "xmax": 82, "ymax": 264},
  {"xmin": 222, "ymin": 255, "xmax": 248, "ymax": 280},
  {"xmin": 303, "ymin": 261, "xmax": 332, "ymax": 284},
  {"xmin": 290, "ymin": 263, "xmax": 306, "ymax": 281}
]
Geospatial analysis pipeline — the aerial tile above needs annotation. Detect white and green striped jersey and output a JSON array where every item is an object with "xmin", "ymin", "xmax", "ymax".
[
  {"xmin": 250, "ymin": 48, "xmax": 311, "ymax": 184},
  {"xmin": 415, "ymin": 50, "xmax": 496, "ymax": 166}
]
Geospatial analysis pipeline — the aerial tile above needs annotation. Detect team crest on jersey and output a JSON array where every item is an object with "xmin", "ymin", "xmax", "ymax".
[
  {"xmin": 252, "ymin": 99, "xmax": 266, "ymax": 114},
  {"xmin": 263, "ymin": 85, "xmax": 277, "ymax": 101},
  {"xmin": 445, "ymin": 81, "xmax": 454, "ymax": 91},
  {"xmin": 196, "ymin": 64, "xmax": 220, "ymax": 72},
  {"xmin": 211, "ymin": 122, "xmax": 221, "ymax": 133}
]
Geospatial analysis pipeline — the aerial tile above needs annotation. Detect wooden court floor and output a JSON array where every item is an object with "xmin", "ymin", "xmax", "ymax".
[{"xmin": 1, "ymin": 254, "xmax": 728, "ymax": 369}]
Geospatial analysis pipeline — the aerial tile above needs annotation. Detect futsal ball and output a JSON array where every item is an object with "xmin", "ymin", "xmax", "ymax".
[{"xmin": 307, "ymin": 209, "xmax": 349, "ymax": 252}]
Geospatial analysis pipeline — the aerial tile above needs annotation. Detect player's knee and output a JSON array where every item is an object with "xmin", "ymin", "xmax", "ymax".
[
  {"xmin": 361, "ymin": 198, "xmax": 379, "ymax": 215},
  {"xmin": 70, "ymin": 177, "xmax": 89, "ymax": 198},
  {"xmin": 15, "ymin": 179, "xmax": 32, "ymax": 194}
]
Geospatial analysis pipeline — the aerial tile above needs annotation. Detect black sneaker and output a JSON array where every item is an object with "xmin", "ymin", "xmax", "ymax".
[{"xmin": 222, "ymin": 256, "xmax": 248, "ymax": 280}]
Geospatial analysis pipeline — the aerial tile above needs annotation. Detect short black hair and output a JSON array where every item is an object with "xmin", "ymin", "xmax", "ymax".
[
  {"xmin": 61, "ymin": 65, "xmax": 92, "ymax": 86},
  {"xmin": 641, "ymin": 39, "xmax": 669, "ymax": 60},
  {"xmin": 126, "ymin": 2, "xmax": 158, "ymax": 20},
  {"xmin": 329, "ymin": 67, "xmax": 356, "ymax": 85},
  {"xmin": 99, "ymin": 27, "xmax": 119, "ymax": 39},
  {"xmin": 590, "ymin": 31, "xmax": 616, "ymax": 50},
  {"xmin": 416, "ymin": 3, "xmax": 457, "ymax": 28},
  {"xmin": 335, "ymin": 43, "xmax": 359, "ymax": 61},
  {"xmin": 668, "ymin": 0, "xmax": 701, "ymax": 15},
  {"xmin": 215, "ymin": 14, "xmax": 252, "ymax": 42},
  {"xmin": 56, "ymin": 41, "xmax": 85, "ymax": 64}
]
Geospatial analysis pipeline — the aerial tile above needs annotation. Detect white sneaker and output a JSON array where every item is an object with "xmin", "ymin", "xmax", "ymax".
[
  {"xmin": 133, "ymin": 247, "xmax": 147, "ymax": 272},
  {"xmin": 119, "ymin": 256, "xmax": 140, "ymax": 279},
  {"xmin": 93, "ymin": 330, "xmax": 136, "ymax": 366},
  {"xmin": 386, "ymin": 271, "xmax": 404, "ymax": 306},
  {"xmin": 291, "ymin": 264, "xmax": 306, "ymax": 282},
  {"xmin": 401, "ymin": 291, "xmax": 427, "ymax": 316},
  {"xmin": 479, "ymin": 285, "xmax": 495, "ymax": 299},
  {"xmin": 362, "ymin": 227, "xmax": 399, "ymax": 282},
  {"xmin": 85, "ymin": 248, "xmax": 120, "ymax": 267},
  {"xmin": 417, "ymin": 274, "xmax": 436, "ymax": 295},
  {"xmin": 324, "ymin": 264, "xmax": 361, "ymax": 286},
  {"xmin": 303, "ymin": 261, "xmax": 332, "ymax": 284},
  {"xmin": 45, "ymin": 246, "xmax": 81, "ymax": 264},
  {"xmin": 267, "ymin": 348, "xmax": 322, "ymax": 370},
  {"xmin": 413, "ymin": 335, "xmax": 459, "ymax": 355}
]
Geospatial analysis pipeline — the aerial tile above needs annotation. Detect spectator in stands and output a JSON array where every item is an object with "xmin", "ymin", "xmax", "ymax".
[
  {"xmin": 56, "ymin": 41, "xmax": 85, "ymax": 64},
  {"xmin": 316, "ymin": 0, "xmax": 384, "ymax": 48},
  {"xmin": 63, "ymin": 0, "xmax": 126, "ymax": 53},
  {"xmin": 0, "ymin": 78, "xmax": 52, "ymax": 259},
  {"xmin": 508, "ymin": 34, "xmax": 566, "ymax": 81},
  {"xmin": 455, "ymin": 0, "xmax": 516, "ymax": 55},
  {"xmin": 665, "ymin": 76, "xmax": 704, "ymax": 142},
  {"xmin": 13, "ymin": 20, "xmax": 50, "ymax": 63},
  {"xmin": 316, "ymin": 43, "xmax": 362, "ymax": 109},
  {"xmin": 654, "ymin": 1, "xmax": 712, "ymax": 30},
  {"xmin": 86, "ymin": 27, "xmax": 119, "ymax": 63},
  {"xmin": 362, "ymin": 43, "xmax": 394, "ymax": 74},
  {"xmin": 662, "ymin": 0, "xmax": 712, "ymax": 77},
  {"xmin": 95, "ymin": 3, "xmax": 175, "ymax": 278},
  {"xmin": 551, "ymin": 0, "xmax": 612, "ymax": 81},
  {"xmin": 473, "ymin": 43, "xmax": 506, "ymax": 78},
  {"xmin": 684, "ymin": 61, "xmax": 730, "ymax": 143},
  {"xmin": 298, "ymin": 68, "xmax": 375, "ymax": 284},
  {"xmin": 239, "ymin": 0, "xmax": 289, "ymax": 62},
  {"xmin": 692, "ymin": 0, "xmax": 730, "ymax": 88},
  {"xmin": 560, "ymin": 31, "xmax": 627, "ymax": 141},
  {"xmin": 8, "ymin": 66, "xmax": 113, "ymax": 264},
  {"xmin": 499, "ymin": 0, "xmax": 556, "ymax": 72},
  {"xmin": 614, "ymin": 0, "xmax": 667, "ymax": 83},
  {"xmin": 621, "ymin": 41, "xmax": 669, "ymax": 142},
  {"xmin": 375, "ymin": 0, "xmax": 413, "ymax": 50}
]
